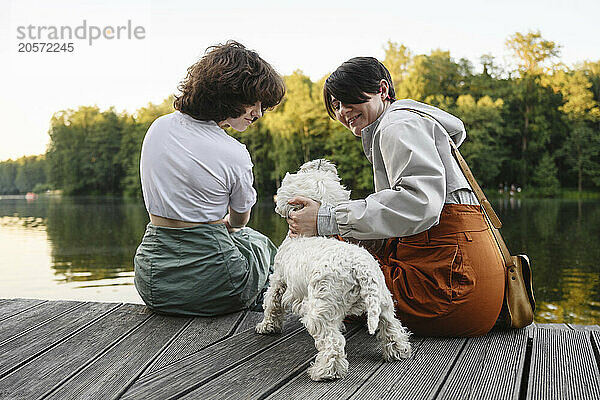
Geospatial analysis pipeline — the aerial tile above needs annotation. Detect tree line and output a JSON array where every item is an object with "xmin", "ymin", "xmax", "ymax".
[{"xmin": 1, "ymin": 31, "xmax": 599, "ymax": 198}]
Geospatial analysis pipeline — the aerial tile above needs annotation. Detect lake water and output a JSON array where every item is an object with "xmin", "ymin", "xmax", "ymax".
[{"xmin": 0, "ymin": 195, "xmax": 598, "ymax": 324}]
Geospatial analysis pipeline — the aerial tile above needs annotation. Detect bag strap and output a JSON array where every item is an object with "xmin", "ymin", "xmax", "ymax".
[
  {"xmin": 446, "ymin": 140, "xmax": 502, "ymax": 229},
  {"xmin": 395, "ymin": 107, "xmax": 515, "ymax": 268},
  {"xmin": 448, "ymin": 139, "xmax": 516, "ymax": 268}
]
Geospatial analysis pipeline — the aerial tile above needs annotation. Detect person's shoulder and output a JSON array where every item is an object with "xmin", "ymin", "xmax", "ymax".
[
  {"xmin": 228, "ymin": 140, "xmax": 253, "ymax": 166},
  {"xmin": 211, "ymin": 133, "xmax": 252, "ymax": 168},
  {"xmin": 383, "ymin": 101, "xmax": 424, "ymax": 125},
  {"xmin": 380, "ymin": 111, "xmax": 424, "ymax": 135},
  {"xmin": 147, "ymin": 111, "xmax": 178, "ymax": 132}
]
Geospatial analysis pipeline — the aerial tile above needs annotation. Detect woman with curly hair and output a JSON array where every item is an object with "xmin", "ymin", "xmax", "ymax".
[{"xmin": 134, "ymin": 41, "xmax": 285, "ymax": 316}]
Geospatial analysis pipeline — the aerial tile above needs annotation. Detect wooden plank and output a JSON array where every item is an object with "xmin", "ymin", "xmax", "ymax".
[
  {"xmin": 0, "ymin": 301, "xmax": 120, "ymax": 378},
  {"xmin": 266, "ymin": 327, "xmax": 394, "ymax": 400},
  {"xmin": 435, "ymin": 329, "xmax": 529, "ymax": 400},
  {"xmin": 234, "ymin": 311, "xmax": 266, "ymax": 334},
  {"xmin": 526, "ymin": 328, "xmax": 600, "ymax": 400},
  {"xmin": 569, "ymin": 324, "xmax": 600, "ymax": 331},
  {"xmin": 121, "ymin": 317, "xmax": 304, "ymax": 400},
  {"xmin": 179, "ymin": 327, "xmax": 362, "ymax": 400},
  {"xmin": 535, "ymin": 323, "xmax": 572, "ymax": 330},
  {"xmin": 148, "ymin": 311, "xmax": 245, "ymax": 372},
  {"xmin": 0, "ymin": 304, "xmax": 152, "ymax": 400},
  {"xmin": 0, "ymin": 300, "xmax": 85, "ymax": 343},
  {"xmin": 0, "ymin": 299, "xmax": 46, "ymax": 321},
  {"xmin": 348, "ymin": 336, "xmax": 467, "ymax": 400},
  {"xmin": 591, "ymin": 331, "xmax": 600, "ymax": 372},
  {"xmin": 43, "ymin": 313, "xmax": 192, "ymax": 400}
]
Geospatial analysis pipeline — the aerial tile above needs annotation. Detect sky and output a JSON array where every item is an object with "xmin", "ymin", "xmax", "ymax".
[{"xmin": 1, "ymin": 0, "xmax": 599, "ymax": 161}]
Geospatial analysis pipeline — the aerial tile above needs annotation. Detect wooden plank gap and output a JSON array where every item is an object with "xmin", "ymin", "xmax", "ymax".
[
  {"xmin": 121, "ymin": 318, "xmax": 305, "ymax": 400},
  {"xmin": 135, "ymin": 316, "xmax": 200, "ymax": 374},
  {"xmin": 428, "ymin": 337, "xmax": 470, "ymax": 400},
  {"xmin": 38, "ymin": 311, "xmax": 158, "ymax": 400},
  {"xmin": 256, "ymin": 325, "xmax": 365, "ymax": 400},
  {"xmin": 150, "ymin": 316, "xmax": 303, "ymax": 379},
  {"xmin": 162, "ymin": 327, "xmax": 308, "ymax": 400},
  {"xmin": 0, "ymin": 302, "xmax": 123, "ymax": 381},
  {"xmin": 568, "ymin": 324, "xmax": 600, "ymax": 331},
  {"xmin": 526, "ymin": 328, "xmax": 600, "ymax": 399},
  {"xmin": 144, "ymin": 311, "xmax": 248, "ymax": 374},
  {"xmin": 111, "ymin": 316, "xmax": 196, "ymax": 400},
  {"xmin": 517, "ymin": 334, "xmax": 534, "ymax": 400},
  {"xmin": 234, "ymin": 311, "xmax": 267, "ymax": 334},
  {"xmin": 347, "ymin": 337, "xmax": 427, "ymax": 400},
  {"xmin": 230, "ymin": 310, "xmax": 253, "ymax": 334},
  {"xmin": 0, "ymin": 299, "xmax": 48, "ymax": 322},
  {"xmin": 0, "ymin": 301, "xmax": 91, "ymax": 347},
  {"xmin": 258, "ymin": 358, "xmax": 315, "ymax": 400},
  {"xmin": 591, "ymin": 331, "xmax": 600, "ymax": 374}
]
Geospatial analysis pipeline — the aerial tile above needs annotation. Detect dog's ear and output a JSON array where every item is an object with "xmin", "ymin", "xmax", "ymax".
[{"xmin": 275, "ymin": 172, "xmax": 297, "ymax": 218}]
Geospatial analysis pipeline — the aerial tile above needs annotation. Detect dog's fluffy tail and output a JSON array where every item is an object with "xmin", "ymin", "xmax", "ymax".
[{"xmin": 354, "ymin": 261, "xmax": 383, "ymax": 334}]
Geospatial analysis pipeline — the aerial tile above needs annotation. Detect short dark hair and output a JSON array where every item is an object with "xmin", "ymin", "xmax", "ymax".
[
  {"xmin": 323, "ymin": 57, "xmax": 396, "ymax": 119},
  {"xmin": 174, "ymin": 41, "xmax": 285, "ymax": 122}
]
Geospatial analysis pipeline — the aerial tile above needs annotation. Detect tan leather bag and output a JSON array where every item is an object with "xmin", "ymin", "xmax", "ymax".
[{"xmin": 448, "ymin": 139, "xmax": 535, "ymax": 328}]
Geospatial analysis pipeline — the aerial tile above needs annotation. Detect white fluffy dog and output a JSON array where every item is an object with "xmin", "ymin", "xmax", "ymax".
[{"xmin": 255, "ymin": 159, "xmax": 411, "ymax": 381}]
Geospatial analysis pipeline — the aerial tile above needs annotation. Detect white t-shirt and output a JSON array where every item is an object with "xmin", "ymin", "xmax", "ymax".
[{"xmin": 140, "ymin": 111, "xmax": 257, "ymax": 222}]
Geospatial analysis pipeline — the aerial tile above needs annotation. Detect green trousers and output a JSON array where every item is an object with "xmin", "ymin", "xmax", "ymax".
[{"xmin": 134, "ymin": 223, "xmax": 276, "ymax": 316}]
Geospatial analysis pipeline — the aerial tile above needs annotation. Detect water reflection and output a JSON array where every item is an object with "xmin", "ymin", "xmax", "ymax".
[
  {"xmin": 0, "ymin": 196, "xmax": 147, "ymax": 303},
  {"xmin": 44, "ymin": 196, "xmax": 149, "ymax": 283},
  {"xmin": 0, "ymin": 195, "xmax": 599, "ymax": 324},
  {"xmin": 492, "ymin": 197, "xmax": 600, "ymax": 324}
]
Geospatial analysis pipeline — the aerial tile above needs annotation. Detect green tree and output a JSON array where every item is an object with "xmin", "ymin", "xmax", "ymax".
[
  {"xmin": 0, "ymin": 161, "xmax": 18, "ymax": 194},
  {"xmin": 399, "ymin": 50, "xmax": 468, "ymax": 102},
  {"xmin": 263, "ymin": 71, "xmax": 327, "ymax": 164},
  {"xmin": 544, "ymin": 68, "xmax": 600, "ymax": 191},
  {"xmin": 15, "ymin": 155, "xmax": 47, "ymax": 193},
  {"xmin": 382, "ymin": 41, "xmax": 412, "ymax": 96},
  {"xmin": 559, "ymin": 123, "xmax": 600, "ymax": 191},
  {"xmin": 532, "ymin": 153, "xmax": 560, "ymax": 196},
  {"xmin": 505, "ymin": 31, "xmax": 560, "ymax": 187},
  {"xmin": 455, "ymin": 95, "xmax": 507, "ymax": 187},
  {"xmin": 47, "ymin": 106, "xmax": 125, "ymax": 195},
  {"xmin": 469, "ymin": 54, "xmax": 507, "ymax": 100},
  {"xmin": 581, "ymin": 61, "xmax": 600, "ymax": 107}
]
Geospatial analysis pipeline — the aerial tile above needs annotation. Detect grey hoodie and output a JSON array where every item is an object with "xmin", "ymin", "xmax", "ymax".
[{"xmin": 319, "ymin": 99, "xmax": 476, "ymax": 240}]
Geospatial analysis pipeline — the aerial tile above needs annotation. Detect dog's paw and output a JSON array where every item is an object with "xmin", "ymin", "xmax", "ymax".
[
  {"xmin": 383, "ymin": 339, "xmax": 412, "ymax": 361},
  {"xmin": 255, "ymin": 320, "xmax": 282, "ymax": 334},
  {"xmin": 307, "ymin": 357, "xmax": 349, "ymax": 381}
]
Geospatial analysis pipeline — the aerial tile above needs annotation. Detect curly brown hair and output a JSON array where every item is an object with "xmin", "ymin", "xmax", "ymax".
[{"xmin": 174, "ymin": 41, "xmax": 285, "ymax": 122}]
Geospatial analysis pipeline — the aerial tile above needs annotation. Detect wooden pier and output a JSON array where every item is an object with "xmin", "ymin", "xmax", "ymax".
[{"xmin": 0, "ymin": 298, "xmax": 598, "ymax": 399}]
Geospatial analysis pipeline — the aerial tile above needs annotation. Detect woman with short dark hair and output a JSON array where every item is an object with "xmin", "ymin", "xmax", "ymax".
[
  {"xmin": 288, "ymin": 57, "xmax": 505, "ymax": 337},
  {"xmin": 134, "ymin": 41, "xmax": 285, "ymax": 316}
]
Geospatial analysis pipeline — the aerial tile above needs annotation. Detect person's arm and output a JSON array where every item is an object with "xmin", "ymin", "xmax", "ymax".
[
  {"xmin": 226, "ymin": 155, "xmax": 256, "ymax": 232},
  {"xmin": 224, "ymin": 206, "xmax": 251, "ymax": 232},
  {"xmin": 289, "ymin": 115, "xmax": 447, "ymax": 239},
  {"xmin": 334, "ymin": 117, "xmax": 446, "ymax": 239}
]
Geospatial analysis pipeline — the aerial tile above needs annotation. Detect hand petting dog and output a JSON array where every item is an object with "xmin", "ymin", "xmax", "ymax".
[{"xmin": 286, "ymin": 196, "xmax": 319, "ymax": 237}]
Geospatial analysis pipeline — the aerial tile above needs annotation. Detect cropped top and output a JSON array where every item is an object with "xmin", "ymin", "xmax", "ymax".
[{"xmin": 140, "ymin": 111, "xmax": 256, "ymax": 222}]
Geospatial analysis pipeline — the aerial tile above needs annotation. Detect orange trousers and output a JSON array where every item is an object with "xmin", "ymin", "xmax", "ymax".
[{"xmin": 347, "ymin": 204, "xmax": 505, "ymax": 337}]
